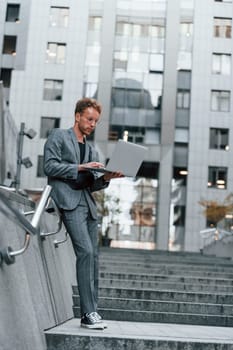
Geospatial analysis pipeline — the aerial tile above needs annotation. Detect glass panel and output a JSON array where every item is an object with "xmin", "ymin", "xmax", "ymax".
[
  {"xmin": 212, "ymin": 90, "xmax": 230, "ymax": 112},
  {"xmin": 177, "ymin": 51, "xmax": 192, "ymax": 70},
  {"xmin": 50, "ymin": 7, "xmax": 69, "ymax": 27},
  {"xmin": 96, "ymin": 177, "xmax": 157, "ymax": 248},
  {"xmin": 2, "ymin": 36, "xmax": 17, "ymax": 54},
  {"xmin": 43, "ymin": 80, "xmax": 63, "ymax": 101},
  {"xmin": 37, "ymin": 156, "xmax": 46, "ymax": 177},
  {"xmin": 214, "ymin": 18, "xmax": 232, "ymax": 38},
  {"xmin": 46, "ymin": 43, "xmax": 66, "ymax": 64},
  {"xmin": 40, "ymin": 117, "xmax": 60, "ymax": 138},
  {"xmin": 208, "ymin": 167, "xmax": 227, "ymax": 189},
  {"xmin": 6, "ymin": 4, "xmax": 20, "ymax": 22},
  {"xmin": 175, "ymin": 128, "xmax": 189, "ymax": 143}
]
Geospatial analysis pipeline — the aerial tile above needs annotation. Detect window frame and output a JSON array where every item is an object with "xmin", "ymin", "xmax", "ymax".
[
  {"xmin": 208, "ymin": 166, "xmax": 227, "ymax": 189},
  {"xmin": 209, "ymin": 127, "xmax": 229, "ymax": 150}
]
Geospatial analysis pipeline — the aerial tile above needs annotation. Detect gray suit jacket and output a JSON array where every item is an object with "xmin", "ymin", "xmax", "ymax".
[{"xmin": 43, "ymin": 128, "xmax": 108, "ymax": 218}]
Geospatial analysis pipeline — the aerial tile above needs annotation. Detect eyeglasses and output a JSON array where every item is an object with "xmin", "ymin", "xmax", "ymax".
[{"xmin": 81, "ymin": 116, "xmax": 100, "ymax": 126}]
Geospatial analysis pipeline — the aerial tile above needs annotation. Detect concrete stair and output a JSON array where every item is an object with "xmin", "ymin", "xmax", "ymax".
[{"xmin": 45, "ymin": 248, "xmax": 233, "ymax": 349}]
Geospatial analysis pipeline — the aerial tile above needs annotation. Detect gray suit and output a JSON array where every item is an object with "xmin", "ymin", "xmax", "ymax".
[{"xmin": 44, "ymin": 127, "xmax": 108, "ymax": 315}]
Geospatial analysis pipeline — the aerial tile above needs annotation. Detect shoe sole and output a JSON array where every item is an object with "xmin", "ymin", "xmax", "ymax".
[{"xmin": 81, "ymin": 323, "xmax": 105, "ymax": 330}]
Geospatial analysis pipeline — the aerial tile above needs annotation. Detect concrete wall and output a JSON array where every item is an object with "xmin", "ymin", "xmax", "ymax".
[{"xmin": 0, "ymin": 188, "xmax": 76, "ymax": 350}]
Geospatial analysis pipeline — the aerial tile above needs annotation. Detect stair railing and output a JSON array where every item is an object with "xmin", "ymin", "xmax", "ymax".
[
  {"xmin": 200, "ymin": 227, "xmax": 233, "ymax": 249},
  {"xmin": 40, "ymin": 197, "xmax": 69, "ymax": 247},
  {"xmin": 0, "ymin": 185, "xmax": 52, "ymax": 265},
  {"xmin": 40, "ymin": 197, "xmax": 63, "ymax": 238}
]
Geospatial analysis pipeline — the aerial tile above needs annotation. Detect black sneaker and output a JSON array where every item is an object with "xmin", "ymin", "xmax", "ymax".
[
  {"xmin": 81, "ymin": 312, "xmax": 105, "ymax": 329},
  {"xmin": 93, "ymin": 312, "xmax": 107, "ymax": 329}
]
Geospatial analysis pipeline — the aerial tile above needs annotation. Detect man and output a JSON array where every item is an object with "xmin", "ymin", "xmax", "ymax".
[{"xmin": 44, "ymin": 98, "xmax": 123, "ymax": 329}]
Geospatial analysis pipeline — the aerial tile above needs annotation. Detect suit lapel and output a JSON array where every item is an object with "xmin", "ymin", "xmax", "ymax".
[{"xmin": 68, "ymin": 128, "xmax": 80, "ymax": 163}]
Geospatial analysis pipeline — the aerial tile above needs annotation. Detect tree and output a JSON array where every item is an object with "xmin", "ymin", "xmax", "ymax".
[
  {"xmin": 93, "ymin": 189, "xmax": 121, "ymax": 244},
  {"xmin": 199, "ymin": 194, "xmax": 233, "ymax": 227}
]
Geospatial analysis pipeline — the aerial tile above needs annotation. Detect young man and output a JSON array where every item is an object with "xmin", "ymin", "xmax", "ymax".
[{"xmin": 44, "ymin": 98, "xmax": 123, "ymax": 329}]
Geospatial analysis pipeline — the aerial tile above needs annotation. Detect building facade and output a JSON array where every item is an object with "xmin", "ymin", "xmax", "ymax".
[{"xmin": 0, "ymin": 0, "xmax": 233, "ymax": 252}]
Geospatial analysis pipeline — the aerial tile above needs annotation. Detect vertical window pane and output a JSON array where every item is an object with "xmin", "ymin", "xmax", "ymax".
[
  {"xmin": 2, "ymin": 36, "xmax": 17, "ymax": 54},
  {"xmin": 212, "ymin": 53, "xmax": 231, "ymax": 75},
  {"xmin": 43, "ymin": 79, "xmax": 63, "ymax": 101},
  {"xmin": 46, "ymin": 42, "xmax": 66, "ymax": 64},
  {"xmin": 37, "ymin": 156, "xmax": 46, "ymax": 177},
  {"xmin": 50, "ymin": 7, "xmax": 69, "ymax": 27},
  {"xmin": 208, "ymin": 166, "xmax": 227, "ymax": 189},
  {"xmin": 211, "ymin": 90, "xmax": 230, "ymax": 112},
  {"xmin": 6, "ymin": 4, "xmax": 20, "ymax": 22},
  {"xmin": 0, "ymin": 68, "xmax": 12, "ymax": 88},
  {"xmin": 209, "ymin": 128, "xmax": 229, "ymax": 150},
  {"xmin": 40, "ymin": 117, "xmax": 60, "ymax": 138},
  {"xmin": 177, "ymin": 90, "xmax": 190, "ymax": 109},
  {"xmin": 214, "ymin": 17, "xmax": 232, "ymax": 38}
]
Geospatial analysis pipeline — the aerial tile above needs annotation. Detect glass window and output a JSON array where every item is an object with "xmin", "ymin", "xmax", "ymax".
[
  {"xmin": 85, "ymin": 45, "xmax": 101, "ymax": 66},
  {"xmin": 177, "ymin": 89, "xmax": 190, "ymax": 109},
  {"xmin": 114, "ymin": 51, "xmax": 128, "ymax": 71},
  {"xmin": 88, "ymin": 16, "xmax": 102, "ymax": 31},
  {"xmin": 175, "ymin": 128, "xmax": 189, "ymax": 143},
  {"xmin": 179, "ymin": 22, "xmax": 193, "ymax": 51},
  {"xmin": 0, "ymin": 68, "xmax": 12, "ymax": 88},
  {"xmin": 209, "ymin": 128, "xmax": 229, "ymax": 150},
  {"xmin": 214, "ymin": 17, "xmax": 232, "ymax": 38},
  {"xmin": 83, "ymin": 82, "xmax": 98, "ymax": 98},
  {"xmin": 43, "ymin": 80, "xmax": 63, "ymax": 101},
  {"xmin": 149, "ymin": 54, "xmax": 164, "ymax": 72},
  {"xmin": 46, "ymin": 43, "xmax": 66, "ymax": 64},
  {"xmin": 97, "ymin": 176, "xmax": 157, "ymax": 245},
  {"xmin": 208, "ymin": 166, "xmax": 227, "ymax": 189},
  {"xmin": 6, "ymin": 4, "xmax": 20, "ymax": 22},
  {"xmin": 49, "ymin": 7, "xmax": 69, "ymax": 27},
  {"xmin": 2, "ymin": 35, "xmax": 17, "ymax": 55},
  {"xmin": 177, "ymin": 70, "xmax": 191, "ymax": 89},
  {"xmin": 177, "ymin": 51, "xmax": 192, "ymax": 70},
  {"xmin": 149, "ymin": 25, "xmax": 165, "ymax": 38},
  {"xmin": 37, "ymin": 156, "xmax": 46, "ymax": 177},
  {"xmin": 40, "ymin": 117, "xmax": 60, "ymax": 138},
  {"xmin": 212, "ymin": 53, "xmax": 231, "ymax": 75},
  {"xmin": 211, "ymin": 90, "xmax": 230, "ymax": 112}
]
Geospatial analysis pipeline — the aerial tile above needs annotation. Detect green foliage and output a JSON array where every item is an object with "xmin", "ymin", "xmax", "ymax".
[{"xmin": 199, "ymin": 193, "xmax": 233, "ymax": 225}]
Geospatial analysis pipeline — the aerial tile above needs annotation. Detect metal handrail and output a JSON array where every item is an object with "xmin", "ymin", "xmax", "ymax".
[
  {"xmin": 0, "ymin": 185, "xmax": 52, "ymax": 265},
  {"xmin": 40, "ymin": 198, "xmax": 63, "ymax": 238},
  {"xmin": 54, "ymin": 231, "xmax": 68, "ymax": 248},
  {"xmin": 200, "ymin": 227, "xmax": 233, "ymax": 249}
]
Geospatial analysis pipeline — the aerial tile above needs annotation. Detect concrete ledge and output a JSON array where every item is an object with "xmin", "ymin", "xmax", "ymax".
[{"xmin": 45, "ymin": 318, "xmax": 233, "ymax": 350}]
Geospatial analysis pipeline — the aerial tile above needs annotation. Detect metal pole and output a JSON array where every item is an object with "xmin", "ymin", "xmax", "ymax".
[
  {"xmin": 31, "ymin": 185, "xmax": 52, "ymax": 229},
  {"xmin": 15, "ymin": 122, "xmax": 25, "ymax": 192}
]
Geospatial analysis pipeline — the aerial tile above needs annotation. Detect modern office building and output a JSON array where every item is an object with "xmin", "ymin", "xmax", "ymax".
[{"xmin": 0, "ymin": 0, "xmax": 233, "ymax": 252}]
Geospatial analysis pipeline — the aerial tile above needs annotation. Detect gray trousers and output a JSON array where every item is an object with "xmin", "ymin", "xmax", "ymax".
[{"xmin": 61, "ymin": 194, "xmax": 99, "ymax": 316}]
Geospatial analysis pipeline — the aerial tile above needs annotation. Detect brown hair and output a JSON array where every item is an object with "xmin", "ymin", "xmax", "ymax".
[{"xmin": 74, "ymin": 98, "xmax": 102, "ymax": 115}]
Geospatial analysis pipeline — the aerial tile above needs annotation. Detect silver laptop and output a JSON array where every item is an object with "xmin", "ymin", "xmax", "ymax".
[{"xmin": 84, "ymin": 140, "xmax": 147, "ymax": 177}]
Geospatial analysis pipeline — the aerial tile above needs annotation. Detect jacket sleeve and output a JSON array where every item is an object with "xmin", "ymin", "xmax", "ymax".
[{"xmin": 43, "ymin": 129, "xmax": 78, "ymax": 180}]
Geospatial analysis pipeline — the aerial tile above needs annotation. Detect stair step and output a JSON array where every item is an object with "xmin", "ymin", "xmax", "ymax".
[
  {"xmin": 100, "ymin": 266, "xmax": 233, "ymax": 279},
  {"xmin": 73, "ymin": 295, "xmax": 233, "ymax": 316},
  {"xmin": 73, "ymin": 306, "xmax": 233, "ymax": 327},
  {"xmin": 99, "ymin": 271, "xmax": 233, "ymax": 286},
  {"xmin": 98, "ymin": 278, "xmax": 233, "ymax": 292},
  {"xmin": 45, "ymin": 318, "xmax": 233, "ymax": 350},
  {"xmin": 100, "ymin": 259, "xmax": 233, "ymax": 272},
  {"xmin": 95, "ymin": 286, "xmax": 233, "ymax": 304}
]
